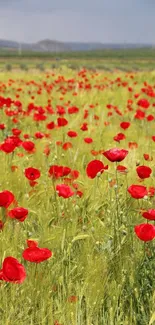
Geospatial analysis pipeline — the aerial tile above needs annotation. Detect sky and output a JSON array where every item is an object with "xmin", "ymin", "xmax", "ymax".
[{"xmin": 0, "ymin": 0, "xmax": 154, "ymax": 43}]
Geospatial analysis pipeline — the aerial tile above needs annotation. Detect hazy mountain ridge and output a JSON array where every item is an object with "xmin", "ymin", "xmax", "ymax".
[{"xmin": 0, "ymin": 39, "xmax": 154, "ymax": 52}]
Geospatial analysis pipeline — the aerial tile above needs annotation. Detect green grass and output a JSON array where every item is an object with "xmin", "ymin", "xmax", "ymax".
[{"xmin": 0, "ymin": 68, "xmax": 155, "ymax": 325}]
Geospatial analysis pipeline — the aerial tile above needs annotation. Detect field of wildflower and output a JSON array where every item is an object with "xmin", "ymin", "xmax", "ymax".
[{"xmin": 0, "ymin": 67, "xmax": 155, "ymax": 325}]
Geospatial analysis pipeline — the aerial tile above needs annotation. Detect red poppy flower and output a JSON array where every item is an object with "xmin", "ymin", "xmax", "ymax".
[
  {"xmin": 24, "ymin": 167, "xmax": 41, "ymax": 181},
  {"xmin": 137, "ymin": 98, "xmax": 150, "ymax": 109},
  {"xmin": 68, "ymin": 106, "xmax": 79, "ymax": 114},
  {"xmin": 62, "ymin": 142, "xmax": 72, "ymax": 150},
  {"xmin": 56, "ymin": 105, "xmax": 66, "ymax": 115},
  {"xmin": 116, "ymin": 165, "xmax": 128, "ymax": 174},
  {"xmin": 127, "ymin": 185, "xmax": 148, "ymax": 199},
  {"xmin": 113, "ymin": 133, "xmax": 126, "ymax": 142},
  {"xmin": 0, "ymin": 124, "xmax": 5, "ymax": 130},
  {"xmin": 76, "ymin": 190, "xmax": 83, "ymax": 197},
  {"xmin": 142, "ymin": 209, "xmax": 155, "ymax": 221},
  {"xmin": 134, "ymin": 109, "xmax": 145, "ymax": 120},
  {"xmin": 147, "ymin": 115, "xmax": 154, "ymax": 122},
  {"xmin": 46, "ymin": 121, "xmax": 55, "ymax": 130},
  {"xmin": 0, "ymin": 190, "xmax": 15, "ymax": 208},
  {"xmin": 70, "ymin": 170, "xmax": 79, "ymax": 180},
  {"xmin": 152, "ymin": 136, "xmax": 155, "ymax": 142},
  {"xmin": 23, "ymin": 134, "xmax": 29, "ymax": 139},
  {"xmin": 8, "ymin": 207, "xmax": 28, "ymax": 222},
  {"xmin": 12, "ymin": 128, "xmax": 21, "ymax": 136},
  {"xmin": 134, "ymin": 224, "xmax": 155, "ymax": 241},
  {"xmin": 0, "ymin": 257, "xmax": 26, "ymax": 283},
  {"xmin": 49, "ymin": 165, "xmax": 71, "ymax": 178},
  {"xmin": 86, "ymin": 160, "xmax": 108, "ymax": 179},
  {"xmin": 35, "ymin": 132, "xmax": 44, "ymax": 139},
  {"xmin": 22, "ymin": 246, "xmax": 52, "ymax": 263},
  {"xmin": 84, "ymin": 137, "xmax": 93, "ymax": 144},
  {"xmin": 56, "ymin": 184, "xmax": 74, "ymax": 198},
  {"xmin": 80, "ymin": 123, "xmax": 88, "ymax": 131},
  {"xmin": 103, "ymin": 148, "xmax": 128, "ymax": 162},
  {"xmin": 7, "ymin": 136, "xmax": 22, "ymax": 147},
  {"xmin": 27, "ymin": 239, "xmax": 38, "ymax": 248},
  {"xmin": 22, "ymin": 141, "xmax": 35, "ymax": 153},
  {"xmin": 91, "ymin": 150, "xmax": 99, "ymax": 156},
  {"xmin": 1, "ymin": 142, "xmax": 16, "ymax": 154},
  {"xmin": 128, "ymin": 142, "xmax": 138, "ymax": 149},
  {"xmin": 136, "ymin": 166, "xmax": 152, "ymax": 179},
  {"xmin": 148, "ymin": 187, "xmax": 155, "ymax": 197},
  {"xmin": 120, "ymin": 122, "xmax": 130, "ymax": 130},
  {"xmin": 143, "ymin": 154, "xmax": 153, "ymax": 161},
  {"xmin": 57, "ymin": 117, "xmax": 68, "ymax": 127},
  {"xmin": 67, "ymin": 131, "xmax": 78, "ymax": 138},
  {"xmin": 29, "ymin": 180, "xmax": 38, "ymax": 187}
]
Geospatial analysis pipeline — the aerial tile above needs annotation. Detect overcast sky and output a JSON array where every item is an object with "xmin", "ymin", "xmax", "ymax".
[{"xmin": 0, "ymin": 0, "xmax": 154, "ymax": 43}]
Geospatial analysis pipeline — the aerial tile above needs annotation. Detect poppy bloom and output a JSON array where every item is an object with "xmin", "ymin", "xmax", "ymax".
[
  {"xmin": 142, "ymin": 209, "xmax": 155, "ymax": 221},
  {"xmin": 46, "ymin": 121, "xmax": 55, "ymax": 130},
  {"xmin": 0, "ymin": 124, "xmax": 5, "ymax": 130},
  {"xmin": 62, "ymin": 142, "xmax": 72, "ymax": 150},
  {"xmin": 136, "ymin": 166, "xmax": 152, "ymax": 179},
  {"xmin": 113, "ymin": 133, "xmax": 126, "ymax": 142},
  {"xmin": 56, "ymin": 184, "xmax": 74, "ymax": 199},
  {"xmin": 22, "ymin": 246, "xmax": 52, "ymax": 263},
  {"xmin": 86, "ymin": 160, "xmax": 108, "ymax": 179},
  {"xmin": 1, "ymin": 141, "xmax": 16, "ymax": 154},
  {"xmin": 134, "ymin": 109, "xmax": 145, "ymax": 120},
  {"xmin": 120, "ymin": 122, "xmax": 130, "ymax": 130},
  {"xmin": 68, "ymin": 106, "xmax": 79, "ymax": 114},
  {"xmin": 147, "ymin": 114, "xmax": 154, "ymax": 122},
  {"xmin": 29, "ymin": 180, "xmax": 38, "ymax": 187},
  {"xmin": 57, "ymin": 117, "xmax": 68, "ymax": 127},
  {"xmin": 22, "ymin": 141, "xmax": 35, "ymax": 153},
  {"xmin": 70, "ymin": 170, "xmax": 79, "ymax": 180},
  {"xmin": 49, "ymin": 165, "xmax": 71, "ymax": 179},
  {"xmin": 84, "ymin": 137, "xmax": 93, "ymax": 144},
  {"xmin": 0, "ymin": 190, "xmax": 15, "ymax": 208},
  {"xmin": 91, "ymin": 150, "xmax": 99, "ymax": 156},
  {"xmin": 35, "ymin": 132, "xmax": 44, "ymax": 139},
  {"xmin": 143, "ymin": 154, "xmax": 153, "ymax": 161},
  {"xmin": 103, "ymin": 148, "xmax": 128, "ymax": 162},
  {"xmin": 137, "ymin": 98, "xmax": 150, "ymax": 109},
  {"xmin": 127, "ymin": 185, "xmax": 148, "ymax": 199},
  {"xmin": 80, "ymin": 123, "xmax": 88, "ymax": 131},
  {"xmin": 148, "ymin": 187, "xmax": 155, "ymax": 197},
  {"xmin": 0, "ymin": 257, "xmax": 26, "ymax": 283},
  {"xmin": 8, "ymin": 207, "xmax": 28, "ymax": 222},
  {"xmin": 128, "ymin": 142, "xmax": 138, "ymax": 149},
  {"xmin": 27, "ymin": 239, "xmax": 38, "ymax": 247},
  {"xmin": 67, "ymin": 131, "xmax": 78, "ymax": 138},
  {"xmin": 134, "ymin": 224, "xmax": 155, "ymax": 241},
  {"xmin": 24, "ymin": 167, "xmax": 41, "ymax": 181},
  {"xmin": 116, "ymin": 165, "xmax": 128, "ymax": 174}
]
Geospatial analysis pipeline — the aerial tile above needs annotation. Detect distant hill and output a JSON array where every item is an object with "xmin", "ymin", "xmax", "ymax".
[{"xmin": 0, "ymin": 39, "xmax": 154, "ymax": 53}]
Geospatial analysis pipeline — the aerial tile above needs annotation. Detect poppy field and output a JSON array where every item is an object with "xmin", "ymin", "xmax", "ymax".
[{"xmin": 0, "ymin": 67, "xmax": 155, "ymax": 325}]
